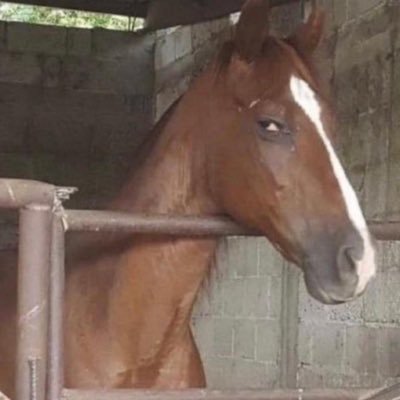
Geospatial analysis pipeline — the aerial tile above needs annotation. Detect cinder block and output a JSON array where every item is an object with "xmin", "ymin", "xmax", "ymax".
[
  {"xmin": 311, "ymin": 324, "xmax": 345, "ymax": 369},
  {"xmin": 155, "ymin": 54, "xmax": 194, "ymax": 93},
  {"xmin": 297, "ymin": 366, "xmax": 361, "ymax": 389},
  {"xmin": 201, "ymin": 357, "xmax": 232, "ymax": 389},
  {"xmin": 192, "ymin": 316, "xmax": 214, "ymax": 358},
  {"xmin": 298, "ymin": 280, "xmax": 329, "ymax": 323},
  {"xmin": 378, "ymin": 327, "xmax": 400, "ymax": 378},
  {"xmin": 0, "ymin": 22, "xmax": 6, "ymax": 51},
  {"xmin": 227, "ymin": 238, "xmax": 259, "ymax": 278},
  {"xmin": 297, "ymin": 323, "xmax": 314, "ymax": 366},
  {"xmin": 67, "ymin": 28, "xmax": 91, "ymax": 56},
  {"xmin": 155, "ymin": 32, "xmax": 176, "ymax": 70},
  {"xmin": 363, "ymin": 271, "xmax": 400, "ymax": 324},
  {"xmin": 63, "ymin": 56, "xmax": 153, "ymax": 95},
  {"xmin": 255, "ymin": 320, "xmax": 280, "ymax": 364},
  {"xmin": 221, "ymin": 279, "xmax": 246, "ymax": 317},
  {"xmin": 297, "ymin": 366, "xmax": 324, "ymax": 388},
  {"xmin": 7, "ymin": 22, "xmax": 67, "ymax": 55},
  {"xmin": 267, "ymin": 276, "xmax": 282, "ymax": 319},
  {"xmin": 345, "ymin": 326, "xmax": 378, "ymax": 375},
  {"xmin": 387, "ymin": 162, "xmax": 400, "ymax": 217},
  {"xmin": 245, "ymin": 277, "xmax": 270, "ymax": 318},
  {"xmin": 326, "ymin": 297, "xmax": 363, "ymax": 324},
  {"xmin": 257, "ymin": 239, "xmax": 284, "ymax": 277},
  {"xmin": 91, "ymin": 30, "xmax": 155, "ymax": 60},
  {"xmin": 0, "ymin": 52, "xmax": 42, "ymax": 85},
  {"xmin": 174, "ymin": 26, "xmax": 192, "ymax": 60},
  {"xmin": 155, "ymin": 86, "xmax": 179, "ymax": 121},
  {"xmin": 230, "ymin": 359, "xmax": 279, "ymax": 389},
  {"xmin": 191, "ymin": 21, "xmax": 212, "ymax": 50},
  {"xmin": 0, "ymin": 152, "xmax": 34, "ymax": 178},
  {"xmin": 233, "ymin": 319, "xmax": 255, "ymax": 359},
  {"xmin": 214, "ymin": 318, "xmax": 234, "ymax": 357},
  {"xmin": 347, "ymin": 0, "xmax": 386, "ymax": 21},
  {"xmin": 380, "ymin": 241, "xmax": 400, "ymax": 271},
  {"xmin": 0, "ymin": 105, "xmax": 27, "ymax": 151},
  {"xmin": 364, "ymin": 163, "xmax": 388, "ymax": 219},
  {"xmin": 332, "ymin": 0, "xmax": 347, "ymax": 26}
]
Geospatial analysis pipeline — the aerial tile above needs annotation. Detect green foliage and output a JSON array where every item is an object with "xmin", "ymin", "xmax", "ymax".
[{"xmin": 0, "ymin": 2, "xmax": 143, "ymax": 30}]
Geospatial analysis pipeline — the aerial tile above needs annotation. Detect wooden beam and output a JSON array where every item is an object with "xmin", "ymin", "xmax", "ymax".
[
  {"xmin": 2, "ymin": 0, "xmax": 148, "ymax": 18},
  {"xmin": 145, "ymin": 0, "xmax": 300, "ymax": 29},
  {"xmin": 2, "ymin": 0, "xmax": 300, "ymax": 28}
]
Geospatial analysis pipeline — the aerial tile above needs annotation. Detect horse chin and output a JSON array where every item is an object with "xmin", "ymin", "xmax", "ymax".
[{"xmin": 302, "ymin": 267, "xmax": 354, "ymax": 305}]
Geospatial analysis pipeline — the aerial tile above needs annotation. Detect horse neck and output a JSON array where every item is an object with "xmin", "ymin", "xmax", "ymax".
[
  {"xmin": 104, "ymin": 76, "xmax": 221, "ymax": 358},
  {"xmin": 112, "ymin": 89, "xmax": 218, "ymax": 216}
]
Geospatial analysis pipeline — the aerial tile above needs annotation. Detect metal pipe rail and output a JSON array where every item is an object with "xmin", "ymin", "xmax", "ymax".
[
  {"xmin": 62, "ymin": 388, "xmax": 374, "ymax": 400},
  {"xmin": 0, "ymin": 180, "xmax": 76, "ymax": 400},
  {"xmin": 0, "ymin": 178, "xmax": 399, "ymax": 400},
  {"xmin": 65, "ymin": 209, "xmax": 400, "ymax": 241}
]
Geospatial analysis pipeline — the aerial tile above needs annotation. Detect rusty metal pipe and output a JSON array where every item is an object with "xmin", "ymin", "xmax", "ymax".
[
  {"xmin": 47, "ymin": 216, "xmax": 66, "ymax": 400},
  {"xmin": 16, "ymin": 204, "xmax": 53, "ymax": 400},
  {"xmin": 66, "ymin": 210, "xmax": 400, "ymax": 241},
  {"xmin": 0, "ymin": 179, "xmax": 75, "ymax": 209},
  {"xmin": 62, "ymin": 388, "xmax": 371, "ymax": 400},
  {"xmin": 361, "ymin": 382, "xmax": 400, "ymax": 400},
  {"xmin": 368, "ymin": 221, "xmax": 400, "ymax": 242},
  {"xmin": 65, "ymin": 210, "xmax": 258, "ymax": 236}
]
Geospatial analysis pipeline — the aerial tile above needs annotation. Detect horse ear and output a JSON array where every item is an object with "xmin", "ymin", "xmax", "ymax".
[
  {"xmin": 234, "ymin": 0, "xmax": 270, "ymax": 62},
  {"xmin": 288, "ymin": 7, "xmax": 325, "ymax": 55}
]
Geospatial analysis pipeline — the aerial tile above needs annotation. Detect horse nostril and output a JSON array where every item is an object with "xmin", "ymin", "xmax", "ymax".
[
  {"xmin": 345, "ymin": 247, "xmax": 357, "ymax": 268},
  {"xmin": 337, "ymin": 245, "xmax": 358, "ymax": 274}
]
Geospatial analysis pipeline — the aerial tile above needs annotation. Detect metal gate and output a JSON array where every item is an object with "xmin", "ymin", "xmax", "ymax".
[{"xmin": 1, "ymin": 178, "xmax": 399, "ymax": 400}]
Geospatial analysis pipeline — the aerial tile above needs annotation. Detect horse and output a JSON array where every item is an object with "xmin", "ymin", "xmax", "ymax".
[{"xmin": 0, "ymin": 0, "xmax": 376, "ymax": 396}]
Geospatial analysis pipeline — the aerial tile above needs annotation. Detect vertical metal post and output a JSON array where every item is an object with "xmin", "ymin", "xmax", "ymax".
[
  {"xmin": 16, "ymin": 204, "xmax": 53, "ymax": 400},
  {"xmin": 47, "ymin": 216, "xmax": 66, "ymax": 400}
]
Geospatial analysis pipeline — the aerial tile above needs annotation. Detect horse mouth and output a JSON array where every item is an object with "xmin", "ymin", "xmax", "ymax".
[{"xmin": 301, "ymin": 261, "xmax": 358, "ymax": 305}]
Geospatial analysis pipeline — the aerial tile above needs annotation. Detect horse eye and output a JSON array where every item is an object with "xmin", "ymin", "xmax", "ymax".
[
  {"xmin": 257, "ymin": 118, "xmax": 293, "ymax": 145},
  {"xmin": 259, "ymin": 120, "xmax": 281, "ymax": 131}
]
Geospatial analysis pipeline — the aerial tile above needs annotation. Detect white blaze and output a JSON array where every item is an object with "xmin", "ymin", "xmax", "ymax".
[{"xmin": 290, "ymin": 75, "xmax": 376, "ymax": 294}]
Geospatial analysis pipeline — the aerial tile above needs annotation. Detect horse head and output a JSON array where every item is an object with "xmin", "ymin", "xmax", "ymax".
[{"xmin": 204, "ymin": 0, "xmax": 376, "ymax": 304}]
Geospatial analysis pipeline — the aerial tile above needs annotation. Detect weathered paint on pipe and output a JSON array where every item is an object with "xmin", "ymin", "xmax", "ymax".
[
  {"xmin": 65, "ymin": 210, "xmax": 258, "ymax": 236},
  {"xmin": 47, "ymin": 216, "xmax": 66, "ymax": 400},
  {"xmin": 0, "ymin": 179, "xmax": 75, "ymax": 209},
  {"xmin": 66, "ymin": 210, "xmax": 400, "ymax": 242},
  {"xmin": 62, "ymin": 388, "xmax": 373, "ymax": 400},
  {"xmin": 16, "ymin": 204, "xmax": 53, "ymax": 400},
  {"xmin": 361, "ymin": 382, "xmax": 400, "ymax": 400}
]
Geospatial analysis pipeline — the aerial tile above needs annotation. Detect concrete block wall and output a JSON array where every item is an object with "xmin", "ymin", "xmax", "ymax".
[
  {"xmin": 0, "ymin": 21, "xmax": 155, "ymax": 250},
  {"xmin": 0, "ymin": 0, "xmax": 399, "ymax": 391},
  {"xmin": 154, "ymin": 18, "xmax": 232, "ymax": 121},
  {"xmin": 193, "ymin": 239, "xmax": 286, "ymax": 389},
  {"xmin": 189, "ymin": 4, "xmax": 305, "ymax": 389},
  {"xmin": 0, "ymin": 21, "xmax": 155, "ymax": 211},
  {"xmin": 190, "ymin": 0, "xmax": 400, "ymax": 390},
  {"xmin": 296, "ymin": 0, "xmax": 400, "ymax": 389}
]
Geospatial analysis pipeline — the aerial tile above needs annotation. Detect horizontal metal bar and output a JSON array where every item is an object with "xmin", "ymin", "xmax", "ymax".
[
  {"xmin": 62, "ymin": 388, "xmax": 373, "ymax": 400},
  {"xmin": 368, "ymin": 221, "xmax": 400, "ymax": 242},
  {"xmin": 66, "ymin": 210, "xmax": 400, "ymax": 241},
  {"xmin": 65, "ymin": 210, "xmax": 258, "ymax": 236},
  {"xmin": 361, "ymin": 383, "xmax": 400, "ymax": 400},
  {"xmin": 0, "ymin": 179, "xmax": 76, "ymax": 209}
]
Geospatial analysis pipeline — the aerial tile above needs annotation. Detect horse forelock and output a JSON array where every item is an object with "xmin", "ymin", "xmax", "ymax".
[{"xmin": 215, "ymin": 35, "xmax": 323, "ymax": 98}]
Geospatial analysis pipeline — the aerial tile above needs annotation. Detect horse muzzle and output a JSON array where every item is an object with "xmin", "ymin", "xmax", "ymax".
[{"xmin": 301, "ymin": 228, "xmax": 376, "ymax": 305}]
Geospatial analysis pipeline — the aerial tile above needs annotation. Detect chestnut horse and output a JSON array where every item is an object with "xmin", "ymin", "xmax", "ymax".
[{"xmin": 0, "ymin": 0, "xmax": 376, "ymax": 396}]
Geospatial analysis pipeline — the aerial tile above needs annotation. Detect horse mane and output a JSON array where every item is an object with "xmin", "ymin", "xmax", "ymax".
[
  {"xmin": 125, "ymin": 98, "xmax": 182, "ymax": 174},
  {"xmin": 67, "ymin": 98, "xmax": 182, "ymax": 266}
]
